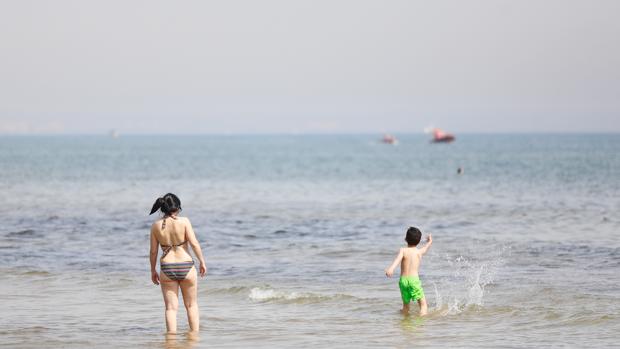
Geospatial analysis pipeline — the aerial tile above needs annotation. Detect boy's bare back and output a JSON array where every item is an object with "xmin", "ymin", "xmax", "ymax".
[
  {"xmin": 384, "ymin": 234, "xmax": 432, "ymax": 278},
  {"xmin": 399, "ymin": 247, "xmax": 422, "ymax": 277}
]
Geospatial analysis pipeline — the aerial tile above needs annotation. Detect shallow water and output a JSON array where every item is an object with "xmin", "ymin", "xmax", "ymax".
[{"xmin": 0, "ymin": 134, "xmax": 619, "ymax": 348}]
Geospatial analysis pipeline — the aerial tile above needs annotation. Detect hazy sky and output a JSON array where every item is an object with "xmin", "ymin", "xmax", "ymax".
[{"xmin": 1, "ymin": 0, "xmax": 619, "ymax": 134}]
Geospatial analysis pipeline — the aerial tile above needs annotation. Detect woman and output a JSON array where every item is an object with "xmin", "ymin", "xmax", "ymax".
[{"xmin": 149, "ymin": 193, "xmax": 207, "ymax": 334}]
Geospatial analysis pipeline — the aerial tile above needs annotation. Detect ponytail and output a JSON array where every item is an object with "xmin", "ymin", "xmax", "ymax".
[
  {"xmin": 149, "ymin": 193, "xmax": 182, "ymax": 215},
  {"xmin": 149, "ymin": 197, "xmax": 164, "ymax": 215}
]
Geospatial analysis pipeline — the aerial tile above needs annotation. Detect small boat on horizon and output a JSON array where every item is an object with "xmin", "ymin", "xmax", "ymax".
[
  {"xmin": 381, "ymin": 134, "xmax": 398, "ymax": 145},
  {"xmin": 109, "ymin": 129, "xmax": 120, "ymax": 139},
  {"xmin": 429, "ymin": 128, "xmax": 455, "ymax": 143}
]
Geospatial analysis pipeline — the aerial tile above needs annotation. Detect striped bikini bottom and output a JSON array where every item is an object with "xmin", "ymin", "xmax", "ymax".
[{"xmin": 161, "ymin": 261, "xmax": 195, "ymax": 281}]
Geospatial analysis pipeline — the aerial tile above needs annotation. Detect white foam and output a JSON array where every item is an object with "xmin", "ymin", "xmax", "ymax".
[
  {"xmin": 430, "ymin": 247, "xmax": 507, "ymax": 315},
  {"xmin": 249, "ymin": 287, "xmax": 301, "ymax": 301},
  {"xmin": 248, "ymin": 287, "xmax": 330, "ymax": 302},
  {"xmin": 248, "ymin": 286, "xmax": 355, "ymax": 303}
]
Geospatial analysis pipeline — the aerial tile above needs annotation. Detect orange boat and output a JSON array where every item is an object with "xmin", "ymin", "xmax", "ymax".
[{"xmin": 431, "ymin": 128, "xmax": 455, "ymax": 143}]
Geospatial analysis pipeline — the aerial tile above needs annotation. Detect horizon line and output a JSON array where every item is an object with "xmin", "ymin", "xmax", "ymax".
[{"xmin": 1, "ymin": 131, "xmax": 619, "ymax": 136}]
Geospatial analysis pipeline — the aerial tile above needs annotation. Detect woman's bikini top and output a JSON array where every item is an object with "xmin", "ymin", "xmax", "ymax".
[
  {"xmin": 159, "ymin": 216, "xmax": 188, "ymax": 259},
  {"xmin": 160, "ymin": 240, "xmax": 188, "ymax": 259}
]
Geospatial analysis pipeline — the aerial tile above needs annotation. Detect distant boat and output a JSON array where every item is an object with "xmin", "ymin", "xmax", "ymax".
[
  {"xmin": 109, "ymin": 129, "xmax": 120, "ymax": 139},
  {"xmin": 381, "ymin": 134, "xmax": 398, "ymax": 145},
  {"xmin": 430, "ymin": 128, "xmax": 455, "ymax": 143}
]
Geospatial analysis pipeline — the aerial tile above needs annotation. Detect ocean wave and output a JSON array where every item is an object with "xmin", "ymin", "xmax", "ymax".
[
  {"xmin": 429, "ymin": 304, "xmax": 517, "ymax": 318},
  {"xmin": 558, "ymin": 313, "xmax": 618, "ymax": 326},
  {"xmin": 21, "ymin": 270, "xmax": 52, "ymax": 276},
  {"xmin": 248, "ymin": 287, "xmax": 356, "ymax": 304},
  {"xmin": 207, "ymin": 285, "xmax": 253, "ymax": 295},
  {"xmin": 0, "ymin": 326, "xmax": 49, "ymax": 335}
]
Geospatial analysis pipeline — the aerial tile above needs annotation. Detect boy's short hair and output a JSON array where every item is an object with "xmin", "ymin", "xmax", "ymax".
[{"xmin": 405, "ymin": 226, "xmax": 422, "ymax": 246}]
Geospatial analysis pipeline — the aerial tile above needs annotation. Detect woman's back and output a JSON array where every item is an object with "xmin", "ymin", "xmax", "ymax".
[{"xmin": 152, "ymin": 216, "xmax": 193, "ymax": 263}]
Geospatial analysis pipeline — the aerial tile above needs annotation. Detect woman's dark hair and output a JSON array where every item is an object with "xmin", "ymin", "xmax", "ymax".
[
  {"xmin": 405, "ymin": 226, "xmax": 422, "ymax": 246},
  {"xmin": 150, "ymin": 193, "xmax": 182, "ymax": 215}
]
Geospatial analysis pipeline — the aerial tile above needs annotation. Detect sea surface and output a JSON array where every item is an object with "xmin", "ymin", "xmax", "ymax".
[{"xmin": 0, "ymin": 134, "xmax": 619, "ymax": 348}]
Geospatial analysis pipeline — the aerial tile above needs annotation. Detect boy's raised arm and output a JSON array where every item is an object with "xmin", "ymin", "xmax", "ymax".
[
  {"xmin": 419, "ymin": 234, "xmax": 433, "ymax": 255},
  {"xmin": 384, "ymin": 248, "xmax": 404, "ymax": 277}
]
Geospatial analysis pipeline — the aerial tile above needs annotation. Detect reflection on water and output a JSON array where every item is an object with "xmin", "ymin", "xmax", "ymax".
[
  {"xmin": 399, "ymin": 314, "xmax": 426, "ymax": 333},
  {"xmin": 163, "ymin": 331, "xmax": 199, "ymax": 349}
]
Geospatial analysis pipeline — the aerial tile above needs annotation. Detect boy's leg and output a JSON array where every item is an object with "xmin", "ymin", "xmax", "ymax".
[
  {"xmin": 418, "ymin": 297, "xmax": 428, "ymax": 316},
  {"xmin": 401, "ymin": 302, "xmax": 410, "ymax": 315}
]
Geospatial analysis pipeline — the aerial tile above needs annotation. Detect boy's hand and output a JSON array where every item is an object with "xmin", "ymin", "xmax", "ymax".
[
  {"xmin": 427, "ymin": 234, "xmax": 433, "ymax": 243},
  {"xmin": 385, "ymin": 268, "xmax": 394, "ymax": 277}
]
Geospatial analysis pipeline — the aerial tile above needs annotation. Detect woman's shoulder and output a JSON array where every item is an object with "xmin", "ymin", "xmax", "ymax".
[
  {"xmin": 151, "ymin": 219, "xmax": 163, "ymax": 230},
  {"xmin": 178, "ymin": 216, "xmax": 191, "ymax": 224},
  {"xmin": 150, "ymin": 216, "xmax": 190, "ymax": 229}
]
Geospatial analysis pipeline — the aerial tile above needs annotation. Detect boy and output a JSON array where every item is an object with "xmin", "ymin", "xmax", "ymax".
[{"xmin": 385, "ymin": 226, "xmax": 433, "ymax": 316}]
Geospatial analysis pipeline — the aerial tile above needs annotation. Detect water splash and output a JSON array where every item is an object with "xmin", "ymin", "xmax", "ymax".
[{"xmin": 431, "ymin": 246, "xmax": 507, "ymax": 315}]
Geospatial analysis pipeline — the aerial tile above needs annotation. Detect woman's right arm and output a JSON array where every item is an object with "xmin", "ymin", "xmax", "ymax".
[
  {"xmin": 185, "ymin": 218, "xmax": 207, "ymax": 277},
  {"xmin": 149, "ymin": 225, "xmax": 160, "ymax": 285}
]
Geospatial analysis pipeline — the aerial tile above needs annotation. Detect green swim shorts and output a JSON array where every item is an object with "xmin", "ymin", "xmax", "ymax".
[{"xmin": 399, "ymin": 276, "xmax": 425, "ymax": 304}]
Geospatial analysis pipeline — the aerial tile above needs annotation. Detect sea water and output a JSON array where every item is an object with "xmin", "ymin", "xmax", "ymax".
[{"xmin": 0, "ymin": 134, "xmax": 619, "ymax": 348}]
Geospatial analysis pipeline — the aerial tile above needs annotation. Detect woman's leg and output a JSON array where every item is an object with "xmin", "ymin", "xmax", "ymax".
[
  {"xmin": 180, "ymin": 267, "xmax": 199, "ymax": 332},
  {"xmin": 160, "ymin": 273, "xmax": 180, "ymax": 333}
]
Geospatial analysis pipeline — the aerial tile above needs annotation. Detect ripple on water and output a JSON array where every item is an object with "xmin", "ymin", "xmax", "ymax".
[
  {"xmin": 20, "ymin": 270, "xmax": 53, "ymax": 277},
  {"xmin": 6, "ymin": 229, "xmax": 38, "ymax": 237},
  {"xmin": 0, "ymin": 326, "xmax": 49, "ymax": 335}
]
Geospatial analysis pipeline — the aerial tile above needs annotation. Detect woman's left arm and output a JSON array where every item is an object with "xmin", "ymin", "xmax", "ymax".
[{"xmin": 149, "ymin": 226, "xmax": 160, "ymax": 285}]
